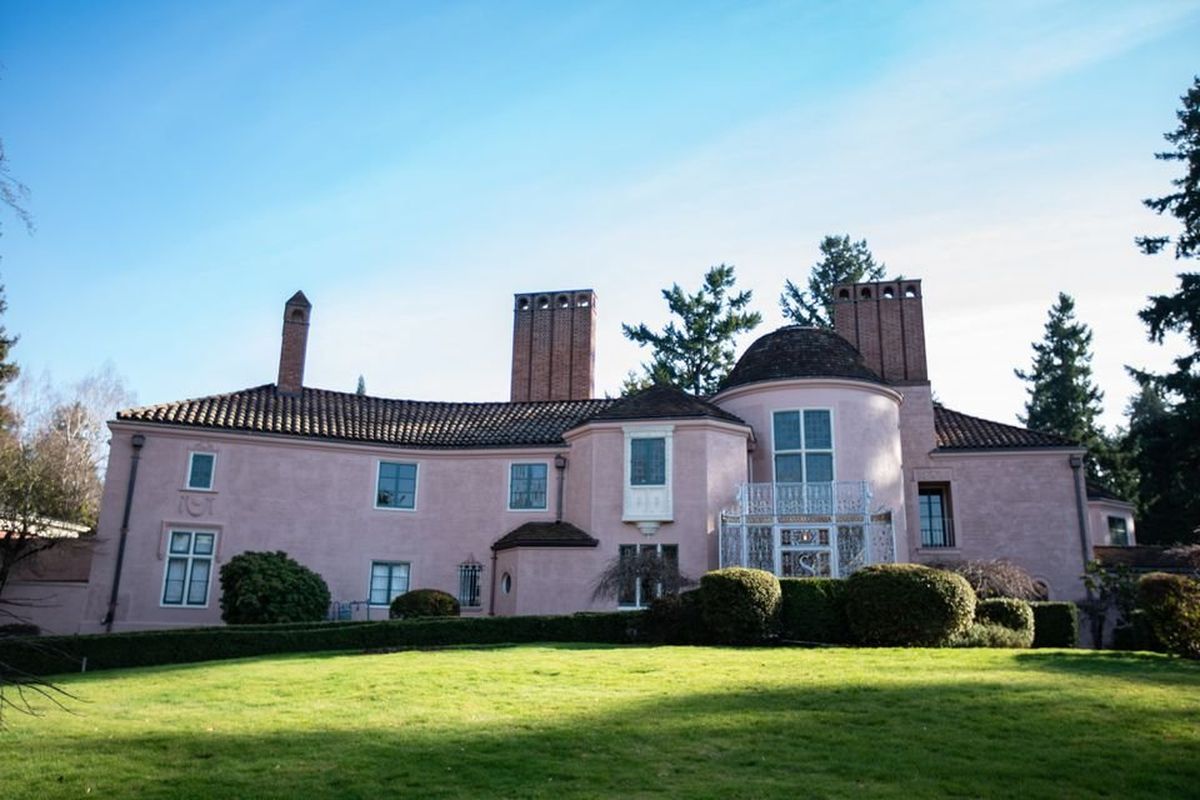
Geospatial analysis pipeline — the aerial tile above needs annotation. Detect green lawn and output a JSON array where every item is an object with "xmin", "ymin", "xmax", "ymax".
[{"xmin": 2, "ymin": 645, "xmax": 1198, "ymax": 799}]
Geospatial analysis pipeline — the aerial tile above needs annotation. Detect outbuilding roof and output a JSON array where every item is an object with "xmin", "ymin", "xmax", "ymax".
[
  {"xmin": 719, "ymin": 326, "xmax": 884, "ymax": 391},
  {"xmin": 492, "ymin": 521, "xmax": 599, "ymax": 551},
  {"xmin": 933, "ymin": 405, "xmax": 1078, "ymax": 451}
]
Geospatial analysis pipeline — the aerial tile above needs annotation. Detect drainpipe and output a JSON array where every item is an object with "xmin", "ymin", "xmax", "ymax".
[
  {"xmin": 554, "ymin": 453, "xmax": 568, "ymax": 523},
  {"xmin": 1069, "ymin": 454, "xmax": 1092, "ymax": 569},
  {"xmin": 488, "ymin": 549, "xmax": 498, "ymax": 617},
  {"xmin": 103, "ymin": 433, "xmax": 145, "ymax": 633}
]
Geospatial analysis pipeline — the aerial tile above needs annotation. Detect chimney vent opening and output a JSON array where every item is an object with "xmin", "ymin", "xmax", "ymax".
[
  {"xmin": 860, "ymin": 287, "xmax": 872, "ymax": 299},
  {"xmin": 575, "ymin": 294, "xmax": 591, "ymax": 307},
  {"xmin": 882, "ymin": 286, "xmax": 895, "ymax": 299},
  {"xmin": 904, "ymin": 284, "xmax": 918, "ymax": 298},
  {"xmin": 537, "ymin": 295, "xmax": 550, "ymax": 310},
  {"xmin": 517, "ymin": 297, "xmax": 531, "ymax": 311},
  {"xmin": 557, "ymin": 294, "xmax": 570, "ymax": 308}
]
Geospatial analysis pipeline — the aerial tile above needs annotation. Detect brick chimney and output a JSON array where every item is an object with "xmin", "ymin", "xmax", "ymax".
[
  {"xmin": 511, "ymin": 290, "xmax": 596, "ymax": 402},
  {"xmin": 277, "ymin": 290, "xmax": 311, "ymax": 395},
  {"xmin": 832, "ymin": 279, "xmax": 928, "ymax": 384}
]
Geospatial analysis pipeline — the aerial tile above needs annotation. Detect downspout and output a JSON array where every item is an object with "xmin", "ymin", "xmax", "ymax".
[
  {"xmin": 103, "ymin": 432, "xmax": 145, "ymax": 633},
  {"xmin": 1069, "ymin": 454, "xmax": 1092, "ymax": 569},
  {"xmin": 1070, "ymin": 453, "xmax": 1098, "ymax": 646},
  {"xmin": 488, "ymin": 548, "xmax": 498, "ymax": 617},
  {"xmin": 554, "ymin": 453, "xmax": 568, "ymax": 522}
]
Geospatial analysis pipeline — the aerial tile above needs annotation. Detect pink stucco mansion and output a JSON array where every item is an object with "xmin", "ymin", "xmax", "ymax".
[{"xmin": 59, "ymin": 279, "xmax": 1133, "ymax": 632}]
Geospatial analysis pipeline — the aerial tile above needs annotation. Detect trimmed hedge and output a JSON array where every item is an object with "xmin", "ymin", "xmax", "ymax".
[
  {"xmin": 390, "ymin": 589, "xmax": 460, "ymax": 619},
  {"xmin": 1137, "ymin": 572, "xmax": 1200, "ymax": 659},
  {"xmin": 975, "ymin": 598, "xmax": 1034, "ymax": 647},
  {"xmin": 845, "ymin": 564, "xmax": 975, "ymax": 646},
  {"xmin": 644, "ymin": 589, "xmax": 707, "ymax": 645},
  {"xmin": 779, "ymin": 578, "xmax": 851, "ymax": 644},
  {"xmin": 949, "ymin": 622, "xmax": 1032, "ymax": 649},
  {"xmin": 1029, "ymin": 601, "xmax": 1079, "ymax": 648},
  {"xmin": 699, "ymin": 568, "xmax": 781, "ymax": 645},
  {"xmin": 0, "ymin": 613, "xmax": 640, "ymax": 678},
  {"xmin": 1112, "ymin": 609, "xmax": 1165, "ymax": 652},
  {"xmin": 220, "ymin": 551, "xmax": 331, "ymax": 625}
]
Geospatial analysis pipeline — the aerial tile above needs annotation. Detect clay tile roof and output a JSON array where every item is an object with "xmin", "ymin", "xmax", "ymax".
[
  {"xmin": 117, "ymin": 385, "xmax": 619, "ymax": 449},
  {"xmin": 589, "ymin": 384, "xmax": 745, "ymax": 424},
  {"xmin": 719, "ymin": 326, "xmax": 883, "ymax": 391},
  {"xmin": 933, "ymin": 405, "xmax": 1077, "ymax": 450},
  {"xmin": 491, "ymin": 521, "xmax": 599, "ymax": 551}
]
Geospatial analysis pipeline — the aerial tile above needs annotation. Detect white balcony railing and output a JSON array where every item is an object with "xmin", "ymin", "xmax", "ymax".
[{"xmin": 733, "ymin": 481, "xmax": 871, "ymax": 518}]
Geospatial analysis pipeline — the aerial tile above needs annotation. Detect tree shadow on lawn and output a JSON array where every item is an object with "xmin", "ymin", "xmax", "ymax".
[
  {"xmin": 9, "ymin": 670, "xmax": 1198, "ymax": 800},
  {"xmin": 1014, "ymin": 649, "xmax": 1200, "ymax": 687}
]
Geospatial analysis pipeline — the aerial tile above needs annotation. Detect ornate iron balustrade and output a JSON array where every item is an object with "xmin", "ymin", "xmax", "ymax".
[{"xmin": 735, "ymin": 481, "xmax": 871, "ymax": 518}]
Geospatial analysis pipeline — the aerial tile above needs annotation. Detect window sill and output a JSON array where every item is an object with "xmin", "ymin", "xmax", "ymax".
[{"xmin": 916, "ymin": 546, "xmax": 960, "ymax": 554}]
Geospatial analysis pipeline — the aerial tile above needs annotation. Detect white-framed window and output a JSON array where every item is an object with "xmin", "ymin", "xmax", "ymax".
[
  {"xmin": 368, "ymin": 561, "xmax": 411, "ymax": 606},
  {"xmin": 186, "ymin": 452, "xmax": 216, "ymax": 491},
  {"xmin": 617, "ymin": 543, "xmax": 679, "ymax": 609},
  {"xmin": 630, "ymin": 438, "xmax": 666, "ymax": 486},
  {"xmin": 458, "ymin": 562, "xmax": 482, "ymax": 607},
  {"xmin": 772, "ymin": 409, "xmax": 834, "ymax": 483},
  {"xmin": 376, "ymin": 461, "xmax": 418, "ymax": 510},
  {"xmin": 508, "ymin": 463, "xmax": 548, "ymax": 510},
  {"xmin": 622, "ymin": 425, "xmax": 674, "ymax": 524},
  {"xmin": 161, "ymin": 530, "xmax": 216, "ymax": 607}
]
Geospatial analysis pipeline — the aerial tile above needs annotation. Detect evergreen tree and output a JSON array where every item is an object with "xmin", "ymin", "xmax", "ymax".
[
  {"xmin": 1128, "ymin": 75, "xmax": 1200, "ymax": 545},
  {"xmin": 0, "ymin": 282, "xmax": 18, "ymax": 431},
  {"xmin": 1014, "ymin": 293, "xmax": 1110, "ymax": 483},
  {"xmin": 622, "ymin": 264, "xmax": 762, "ymax": 396},
  {"xmin": 780, "ymin": 235, "xmax": 886, "ymax": 327},
  {"xmin": 355, "ymin": 375, "xmax": 366, "ymax": 395}
]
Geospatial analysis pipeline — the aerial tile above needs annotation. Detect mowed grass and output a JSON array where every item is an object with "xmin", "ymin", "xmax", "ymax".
[{"xmin": 2, "ymin": 645, "xmax": 1199, "ymax": 799}]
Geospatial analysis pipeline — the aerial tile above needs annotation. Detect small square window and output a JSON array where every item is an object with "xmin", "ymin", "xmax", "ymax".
[
  {"xmin": 509, "ymin": 463, "xmax": 548, "ymax": 510},
  {"xmin": 376, "ymin": 462, "xmax": 418, "ymax": 509},
  {"xmin": 187, "ymin": 453, "xmax": 216, "ymax": 490}
]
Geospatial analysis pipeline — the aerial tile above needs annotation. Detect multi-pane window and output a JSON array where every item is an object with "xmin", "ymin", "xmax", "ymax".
[
  {"xmin": 458, "ymin": 562, "xmax": 482, "ymax": 607},
  {"xmin": 630, "ymin": 438, "xmax": 667, "ymax": 486},
  {"xmin": 918, "ymin": 484, "xmax": 954, "ymax": 548},
  {"xmin": 1107, "ymin": 516, "xmax": 1129, "ymax": 546},
  {"xmin": 617, "ymin": 543, "xmax": 679, "ymax": 609},
  {"xmin": 376, "ymin": 462, "xmax": 417, "ymax": 509},
  {"xmin": 187, "ymin": 453, "xmax": 216, "ymax": 490},
  {"xmin": 369, "ymin": 561, "xmax": 410, "ymax": 605},
  {"xmin": 509, "ymin": 463, "xmax": 548, "ymax": 510},
  {"xmin": 161, "ymin": 530, "xmax": 216, "ymax": 606},
  {"xmin": 772, "ymin": 410, "xmax": 833, "ymax": 483}
]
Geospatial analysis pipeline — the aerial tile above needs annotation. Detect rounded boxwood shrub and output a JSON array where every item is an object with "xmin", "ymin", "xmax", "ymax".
[
  {"xmin": 219, "ymin": 550, "xmax": 331, "ymax": 625},
  {"xmin": 699, "ymin": 568, "xmax": 781, "ymax": 645},
  {"xmin": 1136, "ymin": 572, "xmax": 1200, "ymax": 659},
  {"xmin": 390, "ymin": 588, "xmax": 460, "ymax": 619},
  {"xmin": 975, "ymin": 597, "xmax": 1034, "ymax": 647},
  {"xmin": 845, "ymin": 563, "xmax": 975, "ymax": 646}
]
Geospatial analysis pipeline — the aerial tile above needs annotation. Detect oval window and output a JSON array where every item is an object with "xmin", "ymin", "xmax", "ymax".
[{"xmin": 501, "ymin": 573, "xmax": 513, "ymax": 594}]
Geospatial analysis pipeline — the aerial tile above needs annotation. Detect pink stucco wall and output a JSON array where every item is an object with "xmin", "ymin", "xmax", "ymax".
[
  {"xmin": 898, "ymin": 385, "xmax": 1091, "ymax": 602},
  {"xmin": 84, "ymin": 418, "xmax": 751, "ymax": 631}
]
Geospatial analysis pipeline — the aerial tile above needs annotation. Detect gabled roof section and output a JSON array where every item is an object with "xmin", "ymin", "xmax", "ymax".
[
  {"xmin": 719, "ymin": 326, "xmax": 884, "ymax": 392},
  {"xmin": 116, "ymin": 385, "xmax": 618, "ymax": 449},
  {"xmin": 933, "ymin": 405, "xmax": 1077, "ymax": 451},
  {"xmin": 588, "ymin": 385, "xmax": 745, "ymax": 425},
  {"xmin": 492, "ymin": 521, "xmax": 599, "ymax": 551},
  {"xmin": 1087, "ymin": 482, "xmax": 1132, "ymax": 504}
]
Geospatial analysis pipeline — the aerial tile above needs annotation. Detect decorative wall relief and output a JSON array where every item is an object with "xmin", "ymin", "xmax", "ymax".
[{"xmin": 179, "ymin": 494, "xmax": 215, "ymax": 518}]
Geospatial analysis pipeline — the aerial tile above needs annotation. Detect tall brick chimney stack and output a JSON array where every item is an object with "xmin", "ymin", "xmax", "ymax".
[
  {"xmin": 832, "ymin": 279, "xmax": 928, "ymax": 384},
  {"xmin": 510, "ymin": 290, "xmax": 597, "ymax": 402},
  {"xmin": 277, "ymin": 290, "xmax": 311, "ymax": 395}
]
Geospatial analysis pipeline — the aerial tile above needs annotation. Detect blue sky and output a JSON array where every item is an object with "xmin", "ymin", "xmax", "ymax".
[{"xmin": 1, "ymin": 0, "xmax": 1197, "ymax": 429}]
